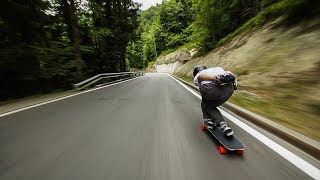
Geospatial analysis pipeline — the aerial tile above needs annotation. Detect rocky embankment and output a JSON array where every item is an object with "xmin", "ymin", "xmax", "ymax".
[
  {"xmin": 151, "ymin": 19, "xmax": 320, "ymax": 141},
  {"xmin": 147, "ymin": 50, "xmax": 196, "ymax": 73}
]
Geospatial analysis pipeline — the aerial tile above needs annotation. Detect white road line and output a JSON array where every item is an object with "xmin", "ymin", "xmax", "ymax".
[
  {"xmin": 0, "ymin": 76, "xmax": 144, "ymax": 118},
  {"xmin": 168, "ymin": 74, "xmax": 320, "ymax": 180}
]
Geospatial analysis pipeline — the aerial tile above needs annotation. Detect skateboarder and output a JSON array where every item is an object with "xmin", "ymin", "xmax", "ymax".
[{"xmin": 193, "ymin": 66, "xmax": 237, "ymax": 136}]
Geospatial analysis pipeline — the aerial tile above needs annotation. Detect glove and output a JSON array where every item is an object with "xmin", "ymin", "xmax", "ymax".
[{"xmin": 218, "ymin": 74, "xmax": 235, "ymax": 83}]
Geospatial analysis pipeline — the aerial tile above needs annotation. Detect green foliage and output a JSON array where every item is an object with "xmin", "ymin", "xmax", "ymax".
[
  {"xmin": 147, "ymin": 61, "xmax": 156, "ymax": 68},
  {"xmin": 218, "ymin": 0, "xmax": 319, "ymax": 46},
  {"xmin": 190, "ymin": 0, "xmax": 262, "ymax": 50},
  {"xmin": 127, "ymin": 0, "xmax": 195, "ymax": 68},
  {"xmin": 127, "ymin": 40, "xmax": 144, "ymax": 69},
  {"xmin": 0, "ymin": 0, "xmax": 140, "ymax": 100},
  {"xmin": 187, "ymin": 0, "xmax": 319, "ymax": 53},
  {"xmin": 90, "ymin": 28, "xmax": 113, "ymax": 46}
]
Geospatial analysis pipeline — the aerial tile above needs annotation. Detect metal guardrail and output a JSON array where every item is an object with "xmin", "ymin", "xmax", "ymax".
[{"xmin": 73, "ymin": 72, "xmax": 144, "ymax": 91}]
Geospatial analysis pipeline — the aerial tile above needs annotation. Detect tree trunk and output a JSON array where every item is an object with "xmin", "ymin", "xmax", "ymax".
[
  {"xmin": 61, "ymin": 0, "xmax": 84, "ymax": 81},
  {"xmin": 69, "ymin": 0, "xmax": 83, "ymax": 81},
  {"xmin": 121, "ymin": 47, "xmax": 126, "ymax": 72}
]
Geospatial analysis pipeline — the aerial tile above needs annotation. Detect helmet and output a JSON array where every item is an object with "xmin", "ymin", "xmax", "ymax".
[{"xmin": 193, "ymin": 66, "xmax": 207, "ymax": 77}]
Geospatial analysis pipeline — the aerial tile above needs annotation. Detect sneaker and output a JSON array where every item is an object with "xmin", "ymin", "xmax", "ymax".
[
  {"xmin": 207, "ymin": 120, "xmax": 217, "ymax": 127},
  {"xmin": 219, "ymin": 122, "xmax": 234, "ymax": 136},
  {"xmin": 204, "ymin": 119, "xmax": 215, "ymax": 129}
]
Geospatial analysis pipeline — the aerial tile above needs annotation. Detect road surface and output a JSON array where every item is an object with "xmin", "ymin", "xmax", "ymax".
[{"xmin": 0, "ymin": 73, "xmax": 318, "ymax": 180}]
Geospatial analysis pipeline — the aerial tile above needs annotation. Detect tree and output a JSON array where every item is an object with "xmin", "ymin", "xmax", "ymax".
[
  {"xmin": 59, "ymin": 0, "xmax": 84, "ymax": 81},
  {"xmin": 0, "ymin": 0, "xmax": 140, "ymax": 100},
  {"xmin": 0, "ymin": 0, "xmax": 50, "ymax": 99},
  {"xmin": 89, "ymin": 0, "xmax": 140, "ymax": 72}
]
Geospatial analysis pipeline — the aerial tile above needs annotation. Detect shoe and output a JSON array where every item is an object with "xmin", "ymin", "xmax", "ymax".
[
  {"xmin": 207, "ymin": 120, "xmax": 217, "ymax": 127},
  {"xmin": 219, "ymin": 122, "xmax": 234, "ymax": 136},
  {"xmin": 204, "ymin": 119, "xmax": 216, "ymax": 129}
]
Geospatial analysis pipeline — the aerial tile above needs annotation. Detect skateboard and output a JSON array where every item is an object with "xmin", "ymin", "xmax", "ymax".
[{"xmin": 201, "ymin": 121, "xmax": 245, "ymax": 155}]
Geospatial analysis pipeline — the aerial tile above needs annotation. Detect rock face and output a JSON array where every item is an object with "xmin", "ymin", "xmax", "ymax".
[
  {"xmin": 155, "ymin": 61, "xmax": 184, "ymax": 74},
  {"xmin": 175, "ymin": 50, "xmax": 191, "ymax": 62},
  {"xmin": 156, "ymin": 52, "xmax": 178, "ymax": 64},
  {"xmin": 153, "ymin": 50, "xmax": 192, "ymax": 73}
]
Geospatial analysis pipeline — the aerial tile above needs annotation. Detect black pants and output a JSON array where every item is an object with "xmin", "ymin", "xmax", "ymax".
[{"xmin": 200, "ymin": 83, "xmax": 234, "ymax": 123}]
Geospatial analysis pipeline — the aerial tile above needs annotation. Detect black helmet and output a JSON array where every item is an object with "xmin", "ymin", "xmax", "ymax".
[{"xmin": 193, "ymin": 66, "xmax": 207, "ymax": 77}]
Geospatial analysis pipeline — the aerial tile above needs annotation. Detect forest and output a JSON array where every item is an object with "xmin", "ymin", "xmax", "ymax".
[
  {"xmin": 0, "ymin": 0, "xmax": 140, "ymax": 100},
  {"xmin": 0, "ymin": 0, "xmax": 318, "ymax": 100},
  {"xmin": 127, "ymin": 0, "xmax": 319, "ymax": 69}
]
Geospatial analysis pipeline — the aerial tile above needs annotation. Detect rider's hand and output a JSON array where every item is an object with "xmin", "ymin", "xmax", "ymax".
[{"xmin": 218, "ymin": 74, "xmax": 235, "ymax": 83}]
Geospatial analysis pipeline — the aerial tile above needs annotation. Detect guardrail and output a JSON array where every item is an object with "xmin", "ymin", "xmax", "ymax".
[{"xmin": 73, "ymin": 72, "xmax": 144, "ymax": 91}]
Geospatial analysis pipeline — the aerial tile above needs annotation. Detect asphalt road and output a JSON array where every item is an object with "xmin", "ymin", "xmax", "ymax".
[{"xmin": 0, "ymin": 73, "xmax": 317, "ymax": 180}]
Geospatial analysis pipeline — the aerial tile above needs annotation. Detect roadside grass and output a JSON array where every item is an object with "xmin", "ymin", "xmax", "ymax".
[
  {"xmin": 174, "ymin": 74, "xmax": 320, "ymax": 142},
  {"xmin": 230, "ymin": 89, "xmax": 320, "ymax": 141},
  {"xmin": 175, "ymin": 74, "xmax": 194, "ymax": 84}
]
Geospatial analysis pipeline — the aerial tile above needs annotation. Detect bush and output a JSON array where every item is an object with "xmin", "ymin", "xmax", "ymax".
[{"xmin": 218, "ymin": 0, "xmax": 319, "ymax": 46}]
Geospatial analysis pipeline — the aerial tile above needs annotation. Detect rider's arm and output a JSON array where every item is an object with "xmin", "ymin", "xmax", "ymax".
[{"xmin": 198, "ymin": 74, "xmax": 217, "ymax": 84}]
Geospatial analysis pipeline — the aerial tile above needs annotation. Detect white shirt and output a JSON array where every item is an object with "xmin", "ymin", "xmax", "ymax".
[{"xmin": 193, "ymin": 67, "xmax": 227, "ymax": 86}]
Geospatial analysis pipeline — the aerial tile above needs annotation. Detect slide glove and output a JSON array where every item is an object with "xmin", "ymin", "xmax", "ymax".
[{"xmin": 218, "ymin": 74, "xmax": 235, "ymax": 84}]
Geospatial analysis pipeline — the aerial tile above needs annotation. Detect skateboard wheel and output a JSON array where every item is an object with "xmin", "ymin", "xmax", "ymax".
[
  {"xmin": 200, "ymin": 124, "xmax": 207, "ymax": 131},
  {"xmin": 236, "ymin": 150, "xmax": 244, "ymax": 155},
  {"xmin": 218, "ymin": 146, "xmax": 228, "ymax": 154}
]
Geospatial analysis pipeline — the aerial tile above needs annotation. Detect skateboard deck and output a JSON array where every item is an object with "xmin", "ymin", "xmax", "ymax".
[{"xmin": 201, "ymin": 122, "xmax": 245, "ymax": 154}]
